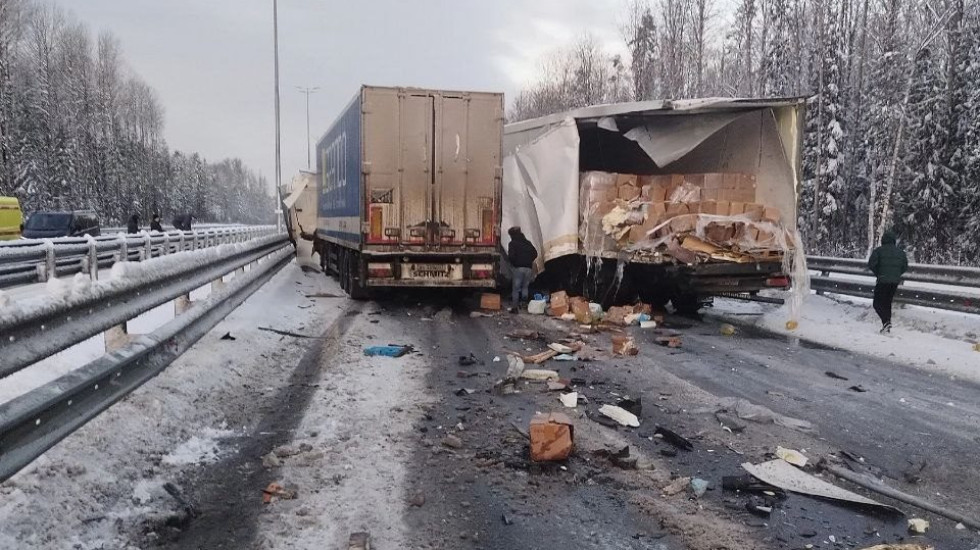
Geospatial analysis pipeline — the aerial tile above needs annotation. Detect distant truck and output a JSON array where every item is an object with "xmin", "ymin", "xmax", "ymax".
[
  {"xmin": 311, "ymin": 86, "xmax": 504, "ymax": 297},
  {"xmin": 502, "ymin": 98, "xmax": 807, "ymax": 312}
]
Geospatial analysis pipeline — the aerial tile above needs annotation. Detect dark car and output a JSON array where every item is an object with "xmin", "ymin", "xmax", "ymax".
[{"xmin": 22, "ymin": 210, "xmax": 101, "ymax": 239}]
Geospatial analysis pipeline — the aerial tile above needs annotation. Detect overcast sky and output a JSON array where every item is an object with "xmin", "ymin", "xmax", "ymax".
[{"xmin": 58, "ymin": 0, "xmax": 626, "ymax": 191}]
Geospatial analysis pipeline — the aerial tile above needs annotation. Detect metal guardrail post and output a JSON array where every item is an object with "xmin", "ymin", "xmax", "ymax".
[
  {"xmin": 118, "ymin": 234, "xmax": 128, "ymax": 263},
  {"xmin": 175, "ymin": 294, "xmax": 193, "ymax": 315},
  {"xmin": 105, "ymin": 324, "xmax": 131, "ymax": 352},
  {"xmin": 212, "ymin": 276, "xmax": 226, "ymax": 292},
  {"xmin": 162, "ymin": 233, "xmax": 170, "ymax": 256}
]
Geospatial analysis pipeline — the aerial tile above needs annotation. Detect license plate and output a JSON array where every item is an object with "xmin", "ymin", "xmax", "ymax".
[{"xmin": 410, "ymin": 264, "xmax": 452, "ymax": 278}]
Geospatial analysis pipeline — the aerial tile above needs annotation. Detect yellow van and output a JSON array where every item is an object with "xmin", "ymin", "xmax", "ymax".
[{"xmin": 0, "ymin": 197, "xmax": 23, "ymax": 240}]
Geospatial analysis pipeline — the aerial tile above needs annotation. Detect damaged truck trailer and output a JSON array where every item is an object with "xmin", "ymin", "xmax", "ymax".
[
  {"xmin": 312, "ymin": 86, "xmax": 504, "ymax": 297},
  {"xmin": 502, "ymin": 98, "xmax": 808, "ymax": 312}
]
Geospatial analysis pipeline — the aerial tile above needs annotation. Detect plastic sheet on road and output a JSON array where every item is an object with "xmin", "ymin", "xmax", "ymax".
[{"xmin": 742, "ymin": 459, "xmax": 902, "ymax": 514}]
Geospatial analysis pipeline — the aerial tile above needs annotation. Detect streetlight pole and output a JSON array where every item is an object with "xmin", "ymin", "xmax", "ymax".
[
  {"xmin": 297, "ymin": 86, "xmax": 319, "ymax": 171},
  {"xmin": 273, "ymin": 0, "xmax": 282, "ymax": 232}
]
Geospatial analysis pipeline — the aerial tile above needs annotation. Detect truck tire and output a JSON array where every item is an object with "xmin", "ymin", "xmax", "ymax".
[
  {"xmin": 671, "ymin": 292, "xmax": 702, "ymax": 316},
  {"xmin": 341, "ymin": 248, "xmax": 368, "ymax": 300}
]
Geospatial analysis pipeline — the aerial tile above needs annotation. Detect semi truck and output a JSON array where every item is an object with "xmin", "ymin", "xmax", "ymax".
[
  {"xmin": 311, "ymin": 86, "xmax": 504, "ymax": 297},
  {"xmin": 502, "ymin": 98, "xmax": 807, "ymax": 313}
]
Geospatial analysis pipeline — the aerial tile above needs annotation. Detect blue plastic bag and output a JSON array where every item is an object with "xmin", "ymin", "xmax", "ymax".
[{"xmin": 364, "ymin": 345, "xmax": 411, "ymax": 358}]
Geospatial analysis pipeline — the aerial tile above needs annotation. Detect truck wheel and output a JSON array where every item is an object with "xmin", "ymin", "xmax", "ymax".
[
  {"xmin": 346, "ymin": 250, "xmax": 367, "ymax": 300},
  {"xmin": 672, "ymin": 292, "xmax": 702, "ymax": 316}
]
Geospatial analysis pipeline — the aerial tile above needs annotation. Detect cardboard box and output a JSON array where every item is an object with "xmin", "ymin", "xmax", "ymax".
[
  {"xmin": 715, "ymin": 200, "xmax": 731, "ymax": 216},
  {"xmin": 700, "ymin": 200, "xmax": 719, "ymax": 215},
  {"xmin": 703, "ymin": 173, "xmax": 725, "ymax": 189},
  {"xmin": 618, "ymin": 184, "xmax": 642, "ymax": 201},
  {"xmin": 743, "ymin": 203, "xmax": 765, "ymax": 221},
  {"xmin": 684, "ymin": 174, "xmax": 705, "ymax": 187},
  {"xmin": 642, "ymin": 178, "xmax": 669, "ymax": 202},
  {"xmin": 570, "ymin": 299, "xmax": 592, "ymax": 324},
  {"xmin": 649, "ymin": 202, "xmax": 668, "ymax": 222},
  {"xmin": 736, "ymin": 174, "xmax": 757, "ymax": 190},
  {"xmin": 629, "ymin": 224, "xmax": 653, "ymax": 243},
  {"xmin": 616, "ymin": 173, "xmax": 638, "ymax": 188},
  {"xmin": 729, "ymin": 202, "xmax": 746, "ymax": 216},
  {"xmin": 763, "ymin": 206, "xmax": 782, "ymax": 222},
  {"xmin": 702, "ymin": 188, "xmax": 720, "ymax": 200},
  {"xmin": 480, "ymin": 293, "xmax": 501, "ymax": 310},
  {"xmin": 670, "ymin": 215, "xmax": 697, "ymax": 233},
  {"xmin": 666, "ymin": 202, "xmax": 690, "ymax": 217},
  {"xmin": 529, "ymin": 413, "xmax": 574, "ymax": 462},
  {"xmin": 604, "ymin": 305, "xmax": 633, "ymax": 325},
  {"xmin": 605, "ymin": 186, "xmax": 620, "ymax": 201},
  {"xmin": 723, "ymin": 173, "xmax": 740, "ymax": 189},
  {"xmin": 548, "ymin": 291, "xmax": 569, "ymax": 317}
]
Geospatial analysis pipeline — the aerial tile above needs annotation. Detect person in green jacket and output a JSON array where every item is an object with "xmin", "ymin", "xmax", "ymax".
[{"xmin": 868, "ymin": 229, "xmax": 908, "ymax": 333}]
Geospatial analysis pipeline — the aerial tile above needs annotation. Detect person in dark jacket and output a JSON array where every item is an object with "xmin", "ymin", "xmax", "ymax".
[
  {"xmin": 127, "ymin": 214, "xmax": 140, "ymax": 234},
  {"xmin": 868, "ymin": 229, "xmax": 908, "ymax": 333},
  {"xmin": 150, "ymin": 213, "xmax": 163, "ymax": 232},
  {"xmin": 507, "ymin": 226, "xmax": 538, "ymax": 313}
]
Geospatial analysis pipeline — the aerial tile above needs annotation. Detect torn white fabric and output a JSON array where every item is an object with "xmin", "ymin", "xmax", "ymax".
[
  {"xmin": 623, "ymin": 111, "xmax": 750, "ymax": 167},
  {"xmin": 501, "ymin": 118, "xmax": 580, "ymax": 269}
]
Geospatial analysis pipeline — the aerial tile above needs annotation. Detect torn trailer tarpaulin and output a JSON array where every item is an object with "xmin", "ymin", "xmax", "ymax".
[
  {"xmin": 501, "ymin": 98, "xmax": 806, "ymax": 272},
  {"xmin": 501, "ymin": 118, "xmax": 580, "ymax": 272}
]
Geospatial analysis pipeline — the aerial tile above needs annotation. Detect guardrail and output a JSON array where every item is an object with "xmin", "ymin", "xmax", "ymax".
[
  {"xmin": 0, "ymin": 226, "xmax": 275, "ymax": 290},
  {"xmin": 0, "ymin": 232, "xmax": 293, "ymax": 482},
  {"xmin": 807, "ymin": 256, "xmax": 980, "ymax": 315}
]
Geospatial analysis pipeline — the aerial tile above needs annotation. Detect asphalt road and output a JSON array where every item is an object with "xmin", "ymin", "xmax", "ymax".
[{"xmin": 150, "ymin": 290, "xmax": 980, "ymax": 549}]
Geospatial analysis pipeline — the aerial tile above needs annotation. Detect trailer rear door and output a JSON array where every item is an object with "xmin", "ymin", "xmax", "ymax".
[
  {"xmin": 435, "ymin": 93, "xmax": 500, "ymax": 247},
  {"xmin": 363, "ymin": 87, "xmax": 500, "ymax": 249}
]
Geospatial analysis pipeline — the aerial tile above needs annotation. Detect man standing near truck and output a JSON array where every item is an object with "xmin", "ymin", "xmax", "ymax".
[
  {"xmin": 507, "ymin": 226, "xmax": 537, "ymax": 313},
  {"xmin": 868, "ymin": 229, "xmax": 908, "ymax": 333}
]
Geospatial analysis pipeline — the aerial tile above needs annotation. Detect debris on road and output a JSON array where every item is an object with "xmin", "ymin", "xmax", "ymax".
[
  {"xmin": 742, "ymin": 460, "xmax": 901, "ymax": 513},
  {"xmin": 548, "ymin": 342, "xmax": 575, "ymax": 354},
  {"xmin": 469, "ymin": 311, "xmax": 494, "ymax": 318},
  {"xmin": 261, "ymin": 482, "xmax": 297, "ymax": 504},
  {"xmin": 690, "ymin": 478, "xmax": 709, "ymax": 497},
  {"xmin": 454, "ymin": 388, "xmax": 475, "ymax": 396},
  {"xmin": 480, "ymin": 293, "xmax": 502, "ymax": 311},
  {"xmin": 720, "ymin": 323, "xmax": 736, "ymax": 336},
  {"xmin": 261, "ymin": 452, "xmax": 281, "ymax": 468},
  {"xmin": 559, "ymin": 392, "xmax": 579, "ymax": 408},
  {"xmin": 259, "ymin": 326, "xmax": 314, "ymax": 338},
  {"xmin": 859, "ymin": 545, "xmax": 933, "ymax": 550},
  {"xmin": 824, "ymin": 461, "xmax": 980, "ymax": 530},
  {"xmin": 655, "ymin": 426, "xmax": 694, "ymax": 451},
  {"xmin": 640, "ymin": 320, "xmax": 658, "ymax": 329},
  {"xmin": 441, "ymin": 435, "xmax": 463, "ymax": 449},
  {"xmin": 708, "ymin": 397, "xmax": 815, "ymax": 433},
  {"xmin": 745, "ymin": 502, "xmax": 772, "ymax": 517},
  {"xmin": 505, "ymin": 355, "xmax": 525, "ymax": 379},
  {"xmin": 715, "ymin": 411, "xmax": 747, "ymax": 433},
  {"xmin": 849, "ymin": 385, "xmax": 869, "ymax": 392},
  {"xmin": 501, "ymin": 514, "xmax": 514, "ymax": 526},
  {"xmin": 458, "ymin": 354, "xmax": 478, "ymax": 366},
  {"xmin": 520, "ymin": 369, "xmax": 560, "ymax": 381},
  {"xmin": 616, "ymin": 397, "xmax": 641, "ymax": 416},
  {"xmin": 163, "ymin": 482, "xmax": 199, "ymax": 518},
  {"xmin": 549, "ymin": 291, "xmax": 569, "ymax": 316},
  {"xmin": 529, "ymin": 412, "xmax": 574, "ymax": 462},
  {"xmin": 825, "ymin": 371, "xmax": 849, "ymax": 380},
  {"xmin": 722, "ymin": 475, "xmax": 786, "ymax": 497},
  {"xmin": 662, "ymin": 477, "xmax": 691, "ymax": 496},
  {"xmin": 907, "ymin": 518, "xmax": 929, "ymax": 534},
  {"xmin": 598, "ymin": 404, "xmax": 640, "ymax": 427},
  {"xmin": 507, "ymin": 329, "xmax": 541, "ymax": 340},
  {"xmin": 220, "ymin": 332, "xmax": 236, "ymax": 341},
  {"xmin": 655, "ymin": 336, "xmax": 682, "ymax": 348},
  {"xmin": 527, "ymin": 299, "xmax": 547, "ymax": 314},
  {"xmin": 547, "ymin": 380, "xmax": 568, "ymax": 391},
  {"xmin": 363, "ymin": 345, "xmax": 412, "ymax": 357},
  {"xmin": 775, "ymin": 446, "xmax": 809, "ymax": 467},
  {"xmin": 524, "ymin": 349, "xmax": 559, "ymax": 364},
  {"xmin": 304, "ymin": 292, "xmax": 343, "ymax": 298},
  {"xmin": 612, "ymin": 335, "xmax": 639, "ymax": 356},
  {"xmin": 348, "ymin": 532, "xmax": 371, "ymax": 550},
  {"xmin": 408, "ymin": 493, "xmax": 426, "ymax": 507},
  {"xmin": 554, "ymin": 354, "xmax": 576, "ymax": 361}
]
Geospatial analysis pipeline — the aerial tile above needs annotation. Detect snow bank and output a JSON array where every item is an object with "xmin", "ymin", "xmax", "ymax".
[
  {"xmin": 0, "ymin": 262, "xmax": 347, "ymax": 549},
  {"xmin": 712, "ymin": 292, "xmax": 980, "ymax": 384}
]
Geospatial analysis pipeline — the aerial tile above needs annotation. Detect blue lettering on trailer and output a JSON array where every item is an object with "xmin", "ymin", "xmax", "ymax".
[{"xmin": 316, "ymin": 91, "xmax": 362, "ymax": 245}]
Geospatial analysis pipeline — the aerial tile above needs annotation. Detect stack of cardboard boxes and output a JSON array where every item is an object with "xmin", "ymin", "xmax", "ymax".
[{"xmin": 580, "ymin": 171, "xmax": 785, "ymax": 254}]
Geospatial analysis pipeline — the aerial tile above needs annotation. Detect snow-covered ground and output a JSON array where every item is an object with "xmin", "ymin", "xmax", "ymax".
[
  {"xmin": 711, "ymin": 291, "xmax": 980, "ymax": 384},
  {"xmin": 0, "ymin": 261, "xmax": 347, "ymax": 549}
]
